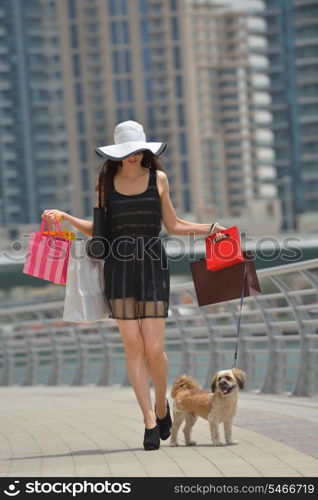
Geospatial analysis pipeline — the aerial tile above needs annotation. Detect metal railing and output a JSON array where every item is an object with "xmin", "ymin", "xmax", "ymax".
[{"xmin": 0, "ymin": 258, "xmax": 317, "ymax": 396}]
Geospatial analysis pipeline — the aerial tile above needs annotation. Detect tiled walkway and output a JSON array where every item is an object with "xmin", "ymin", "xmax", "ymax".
[{"xmin": 1, "ymin": 387, "xmax": 317, "ymax": 477}]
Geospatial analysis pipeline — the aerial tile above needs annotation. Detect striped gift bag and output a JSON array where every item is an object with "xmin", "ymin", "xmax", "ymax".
[{"xmin": 23, "ymin": 218, "xmax": 73, "ymax": 285}]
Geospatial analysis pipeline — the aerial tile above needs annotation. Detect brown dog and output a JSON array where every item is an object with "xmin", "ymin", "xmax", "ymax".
[{"xmin": 170, "ymin": 369, "xmax": 246, "ymax": 447}]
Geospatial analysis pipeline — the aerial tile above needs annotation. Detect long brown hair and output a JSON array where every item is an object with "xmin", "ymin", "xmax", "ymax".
[{"xmin": 95, "ymin": 150, "xmax": 166, "ymax": 208}]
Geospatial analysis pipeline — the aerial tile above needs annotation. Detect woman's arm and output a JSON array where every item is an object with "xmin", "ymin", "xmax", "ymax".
[
  {"xmin": 41, "ymin": 209, "xmax": 93, "ymax": 237},
  {"xmin": 175, "ymin": 216, "xmax": 225, "ymax": 233},
  {"xmin": 41, "ymin": 187, "xmax": 100, "ymax": 237},
  {"xmin": 62, "ymin": 213, "xmax": 93, "ymax": 237},
  {"xmin": 159, "ymin": 172, "xmax": 226, "ymax": 236}
]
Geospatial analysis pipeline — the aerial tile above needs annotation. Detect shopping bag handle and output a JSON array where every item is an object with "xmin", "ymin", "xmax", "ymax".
[
  {"xmin": 40, "ymin": 218, "xmax": 63, "ymax": 238},
  {"xmin": 212, "ymin": 233, "xmax": 230, "ymax": 244}
]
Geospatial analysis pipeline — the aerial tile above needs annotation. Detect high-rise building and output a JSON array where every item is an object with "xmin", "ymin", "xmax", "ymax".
[
  {"xmin": 256, "ymin": 0, "xmax": 318, "ymax": 230},
  {"xmin": 0, "ymin": 0, "xmax": 71, "ymax": 234},
  {"xmin": 56, "ymin": 0, "xmax": 200, "ymax": 221},
  {"xmin": 184, "ymin": 0, "xmax": 277, "ymax": 218},
  {"xmin": 0, "ymin": 0, "xmax": 280, "ymax": 237},
  {"xmin": 1, "ymin": 0, "xmax": 197, "ymax": 229}
]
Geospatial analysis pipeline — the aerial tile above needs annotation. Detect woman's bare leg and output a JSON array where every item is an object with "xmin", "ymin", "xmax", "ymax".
[
  {"xmin": 116, "ymin": 318, "xmax": 157, "ymax": 429},
  {"xmin": 140, "ymin": 317, "xmax": 168, "ymax": 419}
]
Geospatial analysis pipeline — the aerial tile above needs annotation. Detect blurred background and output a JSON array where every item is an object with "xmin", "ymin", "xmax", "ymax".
[{"xmin": 0, "ymin": 0, "xmax": 318, "ymax": 305}]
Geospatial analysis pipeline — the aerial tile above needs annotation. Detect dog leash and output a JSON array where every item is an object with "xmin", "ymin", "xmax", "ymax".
[{"xmin": 232, "ymin": 260, "xmax": 247, "ymax": 369}]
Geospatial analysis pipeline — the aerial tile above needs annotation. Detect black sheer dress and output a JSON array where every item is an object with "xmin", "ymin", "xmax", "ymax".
[{"xmin": 103, "ymin": 166, "xmax": 170, "ymax": 319}]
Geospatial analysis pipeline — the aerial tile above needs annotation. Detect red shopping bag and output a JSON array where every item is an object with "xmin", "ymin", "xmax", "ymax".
[
  {"xmin": 23, "ymin": 219, "xmax": 73, "ymax": 285},
  {"xmin": 205, "ymin": 225, "xmax": 245, "ymax": 271}
]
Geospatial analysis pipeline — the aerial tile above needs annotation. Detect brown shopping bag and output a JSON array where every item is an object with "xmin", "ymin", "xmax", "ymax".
[{"xmin": 189, "ymin": 250, "xmax": 261, "ymax": 306}]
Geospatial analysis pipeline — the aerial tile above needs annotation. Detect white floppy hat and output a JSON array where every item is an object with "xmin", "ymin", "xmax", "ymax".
[{"xmin": 95, "ymin": 120, "xmax": 167, "ymax": 161}]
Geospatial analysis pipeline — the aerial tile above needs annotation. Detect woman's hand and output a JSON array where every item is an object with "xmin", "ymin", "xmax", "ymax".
[
  {"xmin": 41, "ymin": 209, "xmax": 65, "ymax": 224},
  {"xmin": 41, "ymin": 210, "xmax": 93, "ymax": 236},
  {"xmin": 212, "ymin": 223, "xmax": 227, "ymax": 241}
]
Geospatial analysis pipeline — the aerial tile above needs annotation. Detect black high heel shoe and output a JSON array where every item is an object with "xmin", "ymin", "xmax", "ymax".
[
  {"xmin": 155, "ymin": 399, "xmax": 172, "ymax": 440},
  {"xmin": 143, "ymin": 424, "xmax": 160, "ymax": 451}
]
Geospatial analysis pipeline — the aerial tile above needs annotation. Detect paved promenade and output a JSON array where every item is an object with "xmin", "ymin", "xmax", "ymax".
[{"xmin": 0, "ymin": 386, "xmax": 317, "ymax": 478}]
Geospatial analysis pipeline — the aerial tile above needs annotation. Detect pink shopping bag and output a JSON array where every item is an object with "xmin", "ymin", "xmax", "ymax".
[{"xmin": 23, "ymin": 219, "xmax": 72, "ymax": 285}]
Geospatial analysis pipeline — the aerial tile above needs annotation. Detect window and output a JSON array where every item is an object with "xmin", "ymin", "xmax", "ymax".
[
  {"xmin": 86, "ymin": 23, "xmax": 98, "ymax": 33},
  {"xmin": 116, "ymin": 107, "xmax": 135, "ymax": 123},
  {"xmin": 218, "ymin": 68, "xmax": 236, "ymax": 76},
  {"xmin": 79, "ymin": 142, "xmax": 88, "ymax": 163},
  {"xmin": 67, "ymin": 0, "xmax": 76, "ymax": 18},
  {"xmin": 295, "ymin": 25, "xmax": 318, "ymax": 39},
  {"xmin": 110, "ymin": 21, "xmax": 130, "ymax": 44},
  {"xmin": 75, "ymin": 83, "xmax": 83, "ymax": 105},
  {"xmin": 171, "ymin": 17, "xmax": 179, "ymax": 41},
  {"xmin": 112, "ymin": 50, "xmax": 131, "ymax": 73},
  {"xmin": 145, "ymin": 78, "xmax": 153, "ymax": 100},
  {"xmin": 140, "ymin": 19, "xmax": 149, "ymax": 43},
  {"xmin": 83, "ymin": 196, "xmax": 91, "ymax": 217},
  {"xmin": 112, "ymin": 51, "xmax": 120, "ymax": 73},
  {"xmin": 70, "ymin": 24, "xmax": 79, "ymax": 48},
  {"xmin": 147, "ymin": 106, "xmax": 155, "ymax": 128},
  {"xmin": 170, "ymin": 0, "xmax": 178, "ymax": 11},
  {"xmin": 110, "ymin": 22, "xmax": 117, "ymax": 44},
  {"xmin": 183, "ymin": 189, "xmax": 191, "ymax": 212},
  {"xmin": 227, "ymin": 152, "xmax": 241, "ymax": 159},
  {"xmin": 179, "ymin": 132, "xmax": 187, "ymax": 155},
  {"xmin": 91, "ymin": 67, "xmax": 102, "ymax": 76},
  {"xmin": 295, "ymin": 45, "xmax": 318, "ymax": 59},
  {"xmin": 175, "ymin": 75, "xmax": 183, "ymax": 98},
  {"xmin": 114, "ymin": 82, "xmax": 121, "ymax": 103},
  {"xmin": 108, "ymin": 0, "xmax": 116, "ymax": 15},
  {"xmin": 108, "ymin": 0, "xmax": 128, "ymax": 15},
  {"xmin": 221, "ymin": 117, "xmax": 239, "ymax": 124},
  {"xmin": 77, "ymin": 111, "xmax": 86, "ymax": 134},
  {"xmin": 143, "ymin": 48, "xmax": 152, "ymax": 72},
  {"xmin": 95, "ymin": 110, "xmax": 105, "ymax": 119},
  {"xmin": 299, "ymin": 83, "xmax": 318, "ymax": 96},
  {"xmin": 173, "ymin": 46, "xmax": 181, "ymax": 69},
  {"xmin": 177, "ymin": 104, "xmax": 185, "ymax": 126},
  {"xmin": 128, "ymin": 80, "xmax": 133, "ymax": 101},
  {"xmin": 86, "ymin": 7, "xmax": 97, "ymax": 17},
  {"xmin": 72, "ymin": 54, "xmax": 81, "ymax": 77},
  {"xmin": 181, "ymin": 161, "xmax": 189, "ymax": 183},
  {"xmin": 150, "ymin": 33, "xmax": 164, "ymax": 42},
  {"xmin": 139, "ymin": 0, "xmax": 147, "ymax": 13},
  {"xmin": 116, "ymin": 108, "xmax": 126, "ymax": 123},
  {"xmin": 221, "ymin": 105, "xmax": 239, "ymax": 112},
  {"xmin": 81, "ymin": 168, "xmax": 90, "ymax": 189},
  {"xmin": 128, "ymin": 107, "xmax": 136, "ymax": 120},
  {"xmin": 227, "ymin": 140, "xmax": 241, "ymax": 148},
  {"xmin": 125, "ymin": 50, "xmax": 132, "ymax": 72},
  {"xmin": 91, "ymin": 82, "xmax": 102, "ymax": 90},
  {"xmin": 89, "ymin": 52, "xmax": 101, "ymax": 61},
  {"xmin": 88, "ymin": 37, "xmax": 99, "ymax": 47},
  {"xmin": 114, "ymin": 79, "xmax": 134, "ymax": 102}
]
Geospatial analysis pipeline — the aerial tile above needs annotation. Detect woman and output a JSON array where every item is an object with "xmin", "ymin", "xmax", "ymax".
[{"xmin": 42, "ymin": 120, "xmax": 226, "ymax": 451}]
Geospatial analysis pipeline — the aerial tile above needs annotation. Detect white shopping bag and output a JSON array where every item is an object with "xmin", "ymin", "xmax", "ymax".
[{"xmin": 63, "ymin": 238, "xmax": 110, "ymax": 323}]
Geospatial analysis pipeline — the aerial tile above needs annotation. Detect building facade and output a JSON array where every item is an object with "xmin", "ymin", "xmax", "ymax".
[
  {"xmin": 56, "ymin": 0, "xmax": 202, "ymax": 222},
  {"xmin": 258, "ymin": 0, "xmax": 318, "ymax": 230},
  {"xmin": 184, "ymin": 0, "xmax": 277, "ymax": 219},
  {"xmin": 0, "ymin": 0, "xmax": 71, "ymax": 235},
  {"xmin": 0, "ymin": 0, "xmax": 283, "ymax": 238}
]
